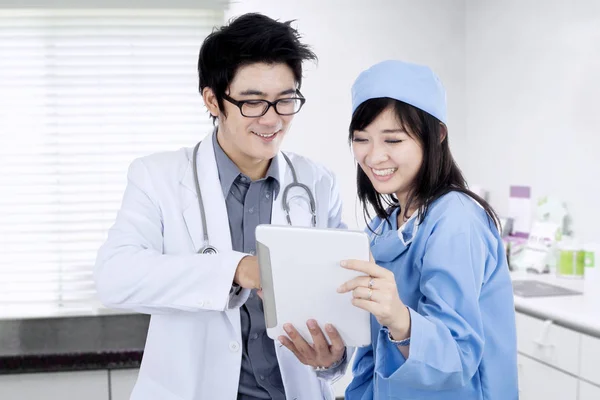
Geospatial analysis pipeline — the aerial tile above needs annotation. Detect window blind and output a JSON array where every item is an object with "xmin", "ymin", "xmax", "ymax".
[{"xmin": 0, "ymin": 8, "xmax": 222, "ymax": 315}]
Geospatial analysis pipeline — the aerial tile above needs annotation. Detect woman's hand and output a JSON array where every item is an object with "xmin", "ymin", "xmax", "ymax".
[{"xmin": 337, "ymin": 258, "xmax": 411, "ymax": 341}]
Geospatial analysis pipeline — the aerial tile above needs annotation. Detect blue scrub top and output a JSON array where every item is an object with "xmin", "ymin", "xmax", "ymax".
[{"xmin": 345, "ymin": 192, "xmax": 518, "ymax": 400}]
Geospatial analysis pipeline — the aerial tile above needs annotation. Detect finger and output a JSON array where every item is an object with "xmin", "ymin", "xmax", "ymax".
[
  {"xmin": 323, "ymin": 324, "xmax": 346, "ymax": 355},
  {"xmin": 256, "ymin": 289, "xmax": 264, "ymax": 300},
  {"xmin": 351, "ymin": 298, "xmax": 380, "ymax": 315},
  {"xmin": 340, "ymin": 259, "xmax": 389, "ymax": 278},
  {"xmin": 338, "ymin": 276, "xmax": 382, "ymax": 294},
  {"xmin": 352, "ymin": 287, "xmax": 379, "ymax": 302},
  {"xmin": 278, "ymin": 335, "xmax": 304, "ymax": 361},
  {"xmin": 284, "ymin": 324, "xmax": 315, "ymax": 359},
  {"xmin": 337, "ymin": 276, "xmax": 371, "ymax": 293},
  {"xmin": 306, "ymin": 320, "xmax": 329, "ymax": 356}
]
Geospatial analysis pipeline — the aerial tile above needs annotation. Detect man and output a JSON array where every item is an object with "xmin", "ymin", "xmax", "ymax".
[{"xmin": 94, "ymin": 13, "xmax": 349, "ymax": 400}]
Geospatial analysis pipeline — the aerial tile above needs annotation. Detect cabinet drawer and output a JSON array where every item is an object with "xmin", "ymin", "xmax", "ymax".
[
  {"xmin": 580, "ymin": 334, "xmax": 600, "ymax": 386},
  {"xmin": 579, "ymin": 380, "xmax": 600, "ymax": 400},
  {"xmin": 0, "ymin": 370, "xmax": 109, "ymax": 400},
  {"xmin": 110, "ymin": 369, "xmax": 139, "ymax": 400},
  {"xmin": 516, "ymin": 312, "xmax": 581, "ymax": 375},
  {"xmin": 517, "ymin": 354, "xmax": 578, "ymax": 400}
]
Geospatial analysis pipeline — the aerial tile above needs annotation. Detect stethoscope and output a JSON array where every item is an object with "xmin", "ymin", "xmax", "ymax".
[{"xmin": 192, "ymin": 140, "xmax": 317, "ymax": 255}]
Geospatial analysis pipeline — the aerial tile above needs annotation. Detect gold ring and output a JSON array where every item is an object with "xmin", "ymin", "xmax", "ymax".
[{"xmin": 367, "ymin": 288, "xmax": 373, "ymax": 301}]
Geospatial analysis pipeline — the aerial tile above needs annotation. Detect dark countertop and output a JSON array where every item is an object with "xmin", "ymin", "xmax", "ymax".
[{"xmin": 0, "ymin": 313, "xmax": 149, "ymax": 374}]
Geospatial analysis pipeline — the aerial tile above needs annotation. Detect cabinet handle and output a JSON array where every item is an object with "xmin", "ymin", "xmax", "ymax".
[
  {"xmin": 533, "ymin": 319, "xmax": 555, "ymax": 348},
  {"xmin": 532, "ymin": 338, "xmax": 555, "ymax": 348}
]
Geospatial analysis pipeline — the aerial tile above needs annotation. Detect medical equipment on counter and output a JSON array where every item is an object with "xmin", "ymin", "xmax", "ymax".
[
  {"xmin": 508, "ymin": 186, "xmax": 532, "ymax": 238},
  {"xmin": 556, "ymin": 238, "xmax": 585, "ymax": 278},
  {"xmin": 583, "ymin": 243, "xmax": 600, "ymax": 303}
]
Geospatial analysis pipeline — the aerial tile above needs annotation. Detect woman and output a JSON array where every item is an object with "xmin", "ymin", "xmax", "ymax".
[{"xmin": 337, "ymin": 60, "xmax": 518, "ymax": 399}]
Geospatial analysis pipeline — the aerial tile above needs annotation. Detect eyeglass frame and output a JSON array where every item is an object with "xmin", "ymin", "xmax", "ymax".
[{"xmin": 222, "ymin": 90, "xmax": 306, "ymax": 117}]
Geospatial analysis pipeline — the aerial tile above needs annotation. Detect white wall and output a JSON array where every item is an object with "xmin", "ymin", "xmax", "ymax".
[
  {"xmin": 226, "ymin": 0, "xmax": 466, "ymax": 229},
  {"xmin": 0, "ymin": 0, "xmax": 224, "ymax": 8},
  {"xmin": 465, "ymin": 0, "xmax": 600, "ymax": 242}
]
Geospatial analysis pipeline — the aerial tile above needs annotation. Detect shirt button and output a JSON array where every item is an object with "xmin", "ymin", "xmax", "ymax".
[
  {"xmin": 198, "ymin": 300, "xmax": 204, "ymax": 307},
  {"xmin": 265, "ymin": 192, "xmax": 271, "ymax": 199},
  {"xmin": 259, "ymin": 375, "xmax": 265, "ymax": 381},
  {"xmin": 251, "ymin": 333, "xmax": 259, "ymax": 340},
  {"xmin": 250, "ymin": 250, "xmax": 256, "ymax": 255},
  {"xmin": 229, "ymin": 341, "xmax": 240, "ymax": 352},
  {"xmin": 248, "ymin": 207, "xmax": 255, "ymax": 214}
]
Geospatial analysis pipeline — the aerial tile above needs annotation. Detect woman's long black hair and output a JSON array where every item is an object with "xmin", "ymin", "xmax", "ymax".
[{"xmin": 349, "ymin": 98, "xmax": 499, "ymax": 231}]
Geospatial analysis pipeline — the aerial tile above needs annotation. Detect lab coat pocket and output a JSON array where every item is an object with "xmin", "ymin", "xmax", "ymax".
[
  {"xmin": 130, "ymin": 375, "xmax": 186, "ymax": 400},
  {"xmin": 318, "ymin": 379, "xmax": 336, "ymax": 400}
]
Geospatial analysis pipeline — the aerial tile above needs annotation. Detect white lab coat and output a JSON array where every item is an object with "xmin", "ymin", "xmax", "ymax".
[{"xmin": 94, "ymin": 132, "xmax": 348, "ymax": 400}]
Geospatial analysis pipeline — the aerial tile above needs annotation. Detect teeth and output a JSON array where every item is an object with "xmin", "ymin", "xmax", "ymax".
[
  {"xmin": 372, "ymin": 168, "xmax": 397, "ymax": 176},
  {"xmin": 253, "ymin": 131, "xmax": 277, "ymax": 138}
]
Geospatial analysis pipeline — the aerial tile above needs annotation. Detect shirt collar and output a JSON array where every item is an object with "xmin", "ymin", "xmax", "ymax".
[{"xmin": 212, "ymin": 130, "xmax": 280, "ymax": 198}]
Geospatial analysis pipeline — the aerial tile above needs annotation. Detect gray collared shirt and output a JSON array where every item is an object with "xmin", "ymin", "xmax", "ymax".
[{"xmin": 213, "ymin": 135, "xmax": 285, "ymax": 400}]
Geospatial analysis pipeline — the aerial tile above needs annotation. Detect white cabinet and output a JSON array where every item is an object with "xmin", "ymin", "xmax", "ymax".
[
  {"xmin": 580, "ymin": 334, "xmax": 600, "ymax": 386},
  {"xmin": 515, "ymin": 312, "xmax": 581, "ymax": 375},
  {"xmin": 110, "ymin": 369, "xmax": 139, "ymax": 400},
  {"xmin": 579, "ymin": 380, "xmax": 600, "ymax": 400},
  {"xmin": 517, "ymin": 354, "xmax": 578, "ymax": 400},
  {"xmin": 0, "ymin": 370, "xmax": 109, "ymax": 400},
  {"xmin": 515, "ymin": 311, "xmax": 600, "ymax": 400}
]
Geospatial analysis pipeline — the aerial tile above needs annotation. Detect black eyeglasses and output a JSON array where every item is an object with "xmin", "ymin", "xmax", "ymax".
[{"xmin": 222, "ymin": 91, "xmax": 306, "ymax": 117}]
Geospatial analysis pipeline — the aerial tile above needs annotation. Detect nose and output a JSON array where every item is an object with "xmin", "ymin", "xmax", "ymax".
[
  {"xmin": 366, "ymin": 141, "xmax": 389, "ymax": 165},
  {"xmin": 257, "ymin": 104, "xmax": 282, "ymax": 127}
]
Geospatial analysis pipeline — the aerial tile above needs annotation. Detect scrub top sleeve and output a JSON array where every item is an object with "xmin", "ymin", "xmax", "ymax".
[
  {"xmin": 375, "ymin": 223, "xmax": 487, "ymax": 391},
  {"xmin": 344, "ymin": 345, "xmax": 376, "ymax": 400}
]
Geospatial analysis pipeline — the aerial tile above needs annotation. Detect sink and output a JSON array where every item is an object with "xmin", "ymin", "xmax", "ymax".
[{"xmin": 512, "ymin": 280, "xmax": 583, "ymax": 298}]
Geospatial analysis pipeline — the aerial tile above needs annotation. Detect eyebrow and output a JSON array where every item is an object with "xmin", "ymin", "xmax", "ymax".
[
  {"xmin": 381, "ymin": 129, "xmax": 406, "ymax": 134},
  {"xmin": 238, "ymin": 88, "xmax": 297, "ymax": 96}
]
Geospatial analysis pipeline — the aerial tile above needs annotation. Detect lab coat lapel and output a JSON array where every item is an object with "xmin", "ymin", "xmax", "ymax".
[
  {"xmin": 270, "ymin": 152, "xmax": 289, "ymax": 226},
  {"xmin": 180, "ymin": 132, "xmax": 240, "ymax": 331},
  {"xmin": 180, "ymin": 133, "xmax": 231, "ymax": 253}
]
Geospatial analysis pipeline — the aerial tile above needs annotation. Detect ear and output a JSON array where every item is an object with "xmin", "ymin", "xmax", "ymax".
[
  {"xmin": 202, "ymin": 87, "xmax": 220, "ymax": 118},
  {"xmin": 439, "ymin": 123, "xmax": 448, "ymax": 144}
]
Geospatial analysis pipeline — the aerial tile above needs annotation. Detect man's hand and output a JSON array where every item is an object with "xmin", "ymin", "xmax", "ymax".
[
  {"xmin": 279, "ymin": 320, "xmax": 346, "ymax": 369},
  {"xmin": 234, "ymin": 256, "xmax": 261, "ymax": 289}
]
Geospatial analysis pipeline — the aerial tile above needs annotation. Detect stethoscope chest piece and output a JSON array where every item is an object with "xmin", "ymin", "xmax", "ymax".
[{"xmin": 199, "ymin": 245, "xmax": 218, "ymax": 255}]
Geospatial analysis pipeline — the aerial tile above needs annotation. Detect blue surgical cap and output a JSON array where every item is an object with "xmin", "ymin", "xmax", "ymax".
[{"xmin": 351, "ymin": 60, "xmax": 447, "ymax": 124}]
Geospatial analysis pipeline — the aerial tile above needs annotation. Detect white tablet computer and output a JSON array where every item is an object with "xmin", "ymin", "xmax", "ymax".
[{"xmin": 256, "ymin": 224, "xmax": 372, "ymax": 348}]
